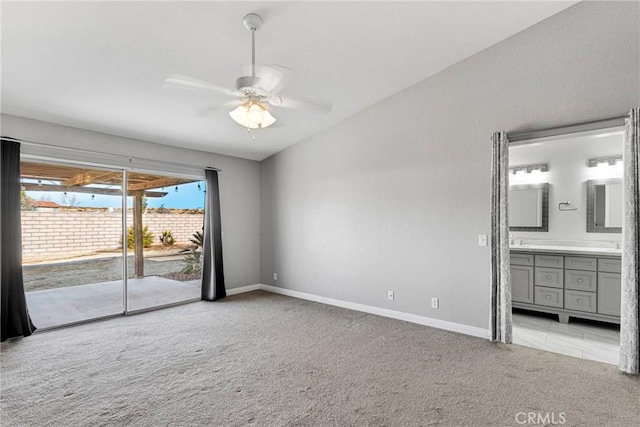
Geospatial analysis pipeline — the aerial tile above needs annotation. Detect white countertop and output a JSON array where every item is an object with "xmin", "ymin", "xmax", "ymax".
[{"xmin": 510, "ymin": 245, "xmax": 621, "ymax": 257}]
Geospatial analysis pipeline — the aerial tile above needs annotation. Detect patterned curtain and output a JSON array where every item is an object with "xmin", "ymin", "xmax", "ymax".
[
  {"xmin": 490, "ymin": 131, "xmax": 512, "ymax": 343},
  {"xmin": 620, "ymin": 108, "xmax": 640, "ymax": 374}
]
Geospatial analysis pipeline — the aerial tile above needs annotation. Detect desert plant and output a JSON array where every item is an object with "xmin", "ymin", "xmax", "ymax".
[
  {"xmin": 155, "ymin": 203, "xmax": 170, "ymax": 214},
  {"xmin": 21, "ymin": 190, "xmax": 35, "ymax": 211},
  {"xmin": 188, "ymin": 230, "xmax": 203, "ymax": 248},
  {"xmin": 121, "ymin": 225, "xmax": 154, "ymax": 249},
  {"xmin": 180, "ymin": 229, "xmax": 204, "ymax": 274},
  {"xmin": 159, "ymin": 230, "xmax": 176, "ymax": 247},
  {"xmin": 181, "ymin": 250, "xmax": 202, "ymax": 274}
]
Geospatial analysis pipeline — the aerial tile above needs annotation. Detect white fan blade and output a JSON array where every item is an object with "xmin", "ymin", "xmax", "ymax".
[
  {"xmin": 268, "ymin": 95, "xmax": 332, "ymax": 113},
  {"xmin": 196, "ymin": 100, "xmax": 245, "ymax": 117},
  {"xmin": 257, "ymin": 65, "xmax": 291, "ymax": 94},
  {"xmin": 164, "ymin": 74, "xmax": 237, "ymax": 97}
]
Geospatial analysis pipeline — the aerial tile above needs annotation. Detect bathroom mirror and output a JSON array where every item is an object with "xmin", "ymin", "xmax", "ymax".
[
  {"xmin": 586, "ymin": 179, "xmax": 622, "ymax": 233},
  {"xmin": 509, "ymin": 183, "xmax": 549, "ymax": 232}
]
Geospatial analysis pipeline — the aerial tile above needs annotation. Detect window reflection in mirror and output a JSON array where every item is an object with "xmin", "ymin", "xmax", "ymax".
[
  {"xmin": 509, "ymin": 183, "xmax": 549, "ymax": 232},
  {"xmin": 586, "ymin": 179, "xmax": 622, "ymax": 233}
]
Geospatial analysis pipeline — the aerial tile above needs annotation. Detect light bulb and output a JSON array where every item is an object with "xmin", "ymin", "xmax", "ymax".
[{"xmin": 246, "ymin": 103, "xmax": 265, "ymax": 125}]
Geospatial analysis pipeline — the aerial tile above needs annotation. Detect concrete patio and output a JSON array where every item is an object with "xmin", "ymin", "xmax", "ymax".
[{"xmin": 26, "ymin": 276, "xmax": 200, "ymax": 329}]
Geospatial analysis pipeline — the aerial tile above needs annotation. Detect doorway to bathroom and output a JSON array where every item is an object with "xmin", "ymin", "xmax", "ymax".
[{"xmin": 508, "ymin": 126, "xmax": 624, "ymax": 365}]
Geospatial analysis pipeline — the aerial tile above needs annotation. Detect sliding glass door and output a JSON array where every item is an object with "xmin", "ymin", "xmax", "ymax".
[
  {"xmin": 21, "ymin": 158, "xmax": 205, "ymax": 328},
  {"xmin": 125, "ymin": 171, "xmax": 205, "ymax": 312},
  {"xmin": 21, "ymin": 160, "xmax": 125, "ymax": 328}
]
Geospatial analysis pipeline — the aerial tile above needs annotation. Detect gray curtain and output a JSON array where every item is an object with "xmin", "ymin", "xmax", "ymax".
[
  {"xmin": 490, "ymin": 131, "xmax": 512, "ymax": 343},
  {"xmin": 620, "ymin": 108, "xmax": 639, "ymax": 374},
  {"xmin": 1, "ymin": 139, "xmax": 37, "ymax": 341},
  {"xmin": 201, "ymin": 169, "xmax": 225, "ymax": 301}
]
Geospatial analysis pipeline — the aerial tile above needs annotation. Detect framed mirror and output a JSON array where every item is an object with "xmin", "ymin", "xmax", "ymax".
[
  {"xmin": 586, "ymin": 178, "xmax": 622, "ymax": 233},
  {"xmin": 509, "ymin": 183, "xmax": 549, "ymax": 232}
]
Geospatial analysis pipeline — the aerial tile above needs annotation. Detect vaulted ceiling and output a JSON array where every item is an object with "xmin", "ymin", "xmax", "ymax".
[{"xmin": 1, "ymin": 1, "xmax": 576, "ymax": 161}]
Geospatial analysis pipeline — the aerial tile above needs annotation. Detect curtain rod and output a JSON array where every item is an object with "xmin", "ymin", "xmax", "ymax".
[
  {"xmin": 1, "ymin": 136, "xmax": 221, "ymax": 172},
  {"xmin": 507, "ymin": 115, "xmax": 627, "ymax": 143}
]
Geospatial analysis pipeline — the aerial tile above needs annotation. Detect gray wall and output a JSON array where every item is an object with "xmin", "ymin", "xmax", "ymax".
[
  {"xmin": 260, "ymin": 2, "xmax": 640, "ymax": 329},
  {"xmin": 1, "ymin": 114, "xmax": 261, "ymax": 290}
]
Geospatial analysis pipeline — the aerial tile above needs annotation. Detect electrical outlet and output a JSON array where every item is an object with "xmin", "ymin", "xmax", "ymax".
[
  {"xmin": 478, "ymin": 234, "xmax": 488, "ymax": 246},
  {"xmin": 273, "ymin": 273, "xmax": 278, "ymax": 281},
  {"xmin": 387, "ymin": 291, "xmax": 394, "ymax": 301},
  {"xmin": 431, "ymin": 297, "xmax": 439, "ymax": 309}
]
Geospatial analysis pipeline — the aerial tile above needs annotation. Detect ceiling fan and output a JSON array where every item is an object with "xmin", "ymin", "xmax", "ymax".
[{"xmin": 165, "ymin": 13, "xmax": 331, "ymax": 130}]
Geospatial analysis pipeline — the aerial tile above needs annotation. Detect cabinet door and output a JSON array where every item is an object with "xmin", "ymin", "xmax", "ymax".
[
  {"xmin": 511, "ymin": 265, "xmax": 534, "ymax": 304},
  {"xmin": 597, "ymin": 272, "xmax": 621, "ymax": 317}
]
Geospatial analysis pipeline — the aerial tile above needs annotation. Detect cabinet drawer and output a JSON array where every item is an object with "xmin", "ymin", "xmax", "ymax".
[
  {"xmin": 535, "ymin": 255, "xmax": 563, "ymax": 269},
  {"xmin": 535, "ymin": 267, "xmax": 563, "ymax": 288},
  {"xmin": 565, "ymin": 270, "xmax": 597, "ymax": 292},
  {"xmin": 565, "ymin": 256, "xmax": 597, "ymax": 271},
  {"xmin": 598, "ymin": 272, "xmax": 621, "ymax": 317},
  {"xmin": 564, "ymin": 290, "xmax": 597, "ymax": 313},
  {"xmin": 511, "ymin": 253, "xmax": 534, "ymax": 266},
  {"xmin": 598, "ymin": 258, "xmax": 621, "ymax": 274},
  {"xmin": 535, "ymin": 286, "xmax": 563, "ymax": 308}
]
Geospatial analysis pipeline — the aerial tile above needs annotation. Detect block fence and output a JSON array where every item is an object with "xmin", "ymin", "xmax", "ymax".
[{"xmin": 21, "ymin": 211, "xmax": 204, "ymax": 259}]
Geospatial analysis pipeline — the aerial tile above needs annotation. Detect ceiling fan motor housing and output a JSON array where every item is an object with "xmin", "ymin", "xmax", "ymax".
[{"xmin": 236, "ymin": 76, "xmax": 269, "ymax": 99}]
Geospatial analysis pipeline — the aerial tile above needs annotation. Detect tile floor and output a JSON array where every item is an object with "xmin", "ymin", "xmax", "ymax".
[{"xmin": 512, "ymin": 309, "xmax": 620, "ymax": 365}]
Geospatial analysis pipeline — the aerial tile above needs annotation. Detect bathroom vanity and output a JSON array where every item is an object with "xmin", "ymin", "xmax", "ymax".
[{"xmin": 511, "ymin": 247, "xmax": 621, "ymax": 324}]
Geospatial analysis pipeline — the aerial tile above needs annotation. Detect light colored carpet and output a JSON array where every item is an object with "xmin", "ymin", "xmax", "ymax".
[{"xmin": 1, "ymin": 290, "xmax": 639, "ymax": 426}]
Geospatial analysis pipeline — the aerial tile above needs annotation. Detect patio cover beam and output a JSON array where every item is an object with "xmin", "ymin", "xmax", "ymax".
[
  {"xmin": 132, "ymin": 191, "xmax": 144, "ymax": 279},
  {"xmin": 128, "ymin": 177, "xmax": 191, "ymax": 191},
  {"xmin": 21, "ymin": 183, "xmax": 168, "ymax": 198},
  {"xmin": 61, "ymin": 171, "xmax": 121, "ymax": 186}
]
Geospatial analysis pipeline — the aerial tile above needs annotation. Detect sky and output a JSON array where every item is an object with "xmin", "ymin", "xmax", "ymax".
[{"xmin": 25, "ymin": 181, "xmax": 206, "ymax": 209}]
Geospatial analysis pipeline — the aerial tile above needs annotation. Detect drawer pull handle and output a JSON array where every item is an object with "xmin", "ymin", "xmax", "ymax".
[
  {"xmin": 546, "ymin": 275, "xmax": 551, "ymax": 280},
  {"xmin": 546, "ymin": 295, "xmax": 551, "ymax": 299},
  {"xmin": 577, "ymin": 279, "xmax": 583, "ymax": 283},
  {"xmin": 577, "ymin": 299, "xmax": 583, "ymax": 304}
]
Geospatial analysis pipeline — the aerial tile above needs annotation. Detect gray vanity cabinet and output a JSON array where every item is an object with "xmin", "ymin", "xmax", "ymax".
[
  {"xmin": 511, "ymin": 254, "xmax": 534, "ymax": 304},
  {"xmin": 597, "ymin": 273, "xmax": 621, "ymax": 316},
  {"xmin": 511, "ymin": 250, "xmax": 621, "ymax": 324},
  {"xmin": 512, "ymin": 265, "xmax": 534, "ymax": 304},
  {"xmin": 597, "ymin": 258, "xmax": 621, "ymax": 317}
]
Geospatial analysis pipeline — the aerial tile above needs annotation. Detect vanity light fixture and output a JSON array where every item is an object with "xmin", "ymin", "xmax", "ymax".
[
  {"xmin": 587, "ymin": 155, "xmax": 623, "ymax": 167},
  {"xmin": 509, "ymin": 163, "xmax": 549, "ymax": 175}
]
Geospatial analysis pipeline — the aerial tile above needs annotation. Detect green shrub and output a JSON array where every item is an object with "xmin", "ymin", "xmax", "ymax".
[
  {"xmin": 121, "ymin": 226, "xmax": 154, "ymax": 249},
  {"xmin": 181, "ymin": 251, "xmax": 202, "ymax": 274},
  {"xmin": 159, "ymin": 230, "xmax": 176, "ymax": 247},
  {"xmin": 181, "ymin": 229, "xmax": 204, "ymax": 274}
]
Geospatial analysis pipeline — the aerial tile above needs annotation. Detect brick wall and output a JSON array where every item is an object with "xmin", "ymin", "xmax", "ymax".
[{"xmin": 21, "ymin": 211, "xmax": 204, "ymax": 260}]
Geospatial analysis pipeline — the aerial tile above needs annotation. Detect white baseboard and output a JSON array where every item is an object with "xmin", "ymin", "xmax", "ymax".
[
  {"xmin": 256, "ymin": 284, "xmax": 489, "ymax": 340},
  {"xmin": 226, "ymin": 284, "xmax": 262, "ymax": 296}
]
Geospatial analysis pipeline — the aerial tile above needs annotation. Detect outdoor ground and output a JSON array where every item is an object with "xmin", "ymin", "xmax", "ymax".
[{"xmin": 23, "ymin": 247, "xmax": 200, "ymax": 292}]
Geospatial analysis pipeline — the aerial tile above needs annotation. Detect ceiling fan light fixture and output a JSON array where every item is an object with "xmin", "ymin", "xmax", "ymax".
[{"xmin": 229, "ymin": 101, "xmax": 276, "ymax": 129}]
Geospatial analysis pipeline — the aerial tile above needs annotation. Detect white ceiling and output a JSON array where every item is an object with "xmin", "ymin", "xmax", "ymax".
[{"xmin": 1, "ymin": 1, "xmax": 576, "ymax": 161}]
